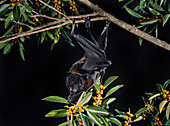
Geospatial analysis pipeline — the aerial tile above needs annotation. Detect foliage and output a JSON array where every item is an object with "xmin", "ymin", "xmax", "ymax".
[
  {"xmin": 0, "ymin": 0, "xmax": 83, "ymax": 60},
  {"xmin": 119, "ymin": 0, "xmax": 170, "ymax": 46},
  {"xmin": 43, "ymin": 76, "xmax": 123, "ymax": 126},
  {"xmin": 43, "ymin": 77, "xmax": 170, "ymax": 126}
]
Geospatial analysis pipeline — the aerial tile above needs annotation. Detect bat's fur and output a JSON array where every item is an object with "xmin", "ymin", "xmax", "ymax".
[{"xmin": 66, "ymin": 18, "xmax": 111, "ymax": 103}]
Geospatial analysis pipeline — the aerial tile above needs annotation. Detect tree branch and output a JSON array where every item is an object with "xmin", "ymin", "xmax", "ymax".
[
  {"xmin": 0, "ymin": 13, "xmax": 98, "ymax": 40},
  {"xmin": 31, "ymin": 14, "xmax": 60, "ymax": 21},
  {"xmin": 0, "ymin": 18, "xmax": 34, "ymax": 29},
  {"xmin": 38, "ymin": 0, "xmax": 70, "ymax": 20},
  {"xmin": 0, "ymin": 17, "xmax": 107, "ymax": 44},
  {"xmin": 79, "ymin": 0, "xmax": 170, "ymax": 51}
]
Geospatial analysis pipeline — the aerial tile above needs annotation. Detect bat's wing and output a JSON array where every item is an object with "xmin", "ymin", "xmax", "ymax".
[
  {"xmin": 97, "ymin": 21, "xmax": 110, "ymax": 51},
  {"xmin": 73, "ymin": 34, "xmax": 111, "ymax": 71}
]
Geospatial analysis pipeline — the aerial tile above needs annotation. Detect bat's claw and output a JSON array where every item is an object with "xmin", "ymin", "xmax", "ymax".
[
  {"xmin": 106, "ymin": 20, "xmax": 110, "ymax": 26},
  {"xmin": 71, "ymin": 19, "xmax": 76, "ymax": 35},
  {"xmin": 84, "ymin": 17, "xmax": 91, "ymax": 29}
]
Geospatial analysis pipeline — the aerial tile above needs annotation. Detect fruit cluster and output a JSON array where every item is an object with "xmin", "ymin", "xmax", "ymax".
[
  {"xmin": 139, "ymin": 15, "xmax": 163, "ymax": 23},
  {"xmin": 10, "ymin": 0, "xmax": 19, "ymax": 6},
  {"xmin": 93, "ymin": 84, "xmax": 104, "ymax": 106},
  {"xmin": 67, "ymin": 104, "xmax": 84, "ymax": 116},
  {"xmin": 53, "ymin": 0, "xmax": 62, "ymax": 15},
  {"xmin": 154, "ymin": 117, "xmax": 163, "ymax": 126},
  {"xmin": 68, "ymin": 0, "xmax": 77, "ymax": 11},
  {"xmin": 144, "ymin": 102, "xmax": 154, "ymax": 113},
  {"xmin": 78, "ymin": 118, "xmax": 84, "ymax": 126},
  {"xmin": 54, "ymin": 0, "xmax": 61, "ymax": 6},
  {"xmin": 161, "ymin": 90, "xmax": 170, "ymax": 101},
  {"xmin": 124, "ymin": 112, "xmax": 133, "ymax": 126}
]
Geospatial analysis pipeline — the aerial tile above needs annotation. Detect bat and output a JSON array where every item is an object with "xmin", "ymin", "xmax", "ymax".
[{"xmin": 66, "ymin": 18, "xmax": 112, "ymax": 103}]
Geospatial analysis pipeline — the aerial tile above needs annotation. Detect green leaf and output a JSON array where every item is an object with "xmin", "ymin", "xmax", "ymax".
[
  {"xmin": 13, "ymin": 4, "xmax": 20, "ymax": 22},
  {"xmin": 159, "ymin": 100, "xmax": 168, "ymax": 113},
  {"xmin": 160, "ymin": 0, "xmax": 164, "ymax": 6},
  {"xmin": 79, "ymin": 91, "xmax": 92, "ymax": 105},
  {"xmin": 3, "ymin": 43, "xmax": 14, "ymax": 54},
  {"xmin": 151, "ymin": 2, "xmax": 164, "ymax": 11},
  {"xmin": 62, "ymin": 31, "xmax": 74, "ymax": 47},
  {"xmin": 124, "ymin": 6, "xmax": 143, "ymax": 18},
  {"xmin": 98, "ymin": 115, "xmax": 109, "ymax": 126},
  {"xmin": 18, "ymin": 41, "xmax": 25, "ymax": 61},
  {"xmin": 58, "ymin": 122, "xmax": 68, "ymax": 126},
  {"xmin": 163, "ymin": 79, "xmax": 170, "ymax": 89},
  {"xmin": 156, "ymin": 83, "xmax": 163, "ymax": 93},
  {"xmin": 133, "ymin": 116, "xmax": 143, "ymax": 122},
  {"xmin": 149, "ymin": 7, "xmax": 160, "ymax": 15},
  {"xmin": 86, "ymin": 105, "xmax": 109, "ymax": 115},
  {"xmin": 140, "ymin": 19, "xmax": 159, "ymax": 26},
  {"xmin": 162, "ymin": 14, "xmax": 170, "ymax": 27},
  {"xmin": 148, "ymin": 93, "xmax": 161, "ymax": 100},
  {"xmin": 139, "ymin": 26, "xmax": 147, "ymax": 46},
  {"xmin": 122, "ymin": 0, "xmax": 134, "ymax": 8},
  {"xmin": 27, "ymin": 19, "xmax": 37, "ymax": 26},
  {"xmin": 77, "ymin": 92, "xmax": 86, "ymax": 105},
  {"xmin": 80, "ymin": 113, "xmax": 90, "ymax": 126},
  {"xmin": 5, "ymin": 12, "xmax": 13, "ymax": 29},
  {"xmin": 115, "ymin": 109, "xmax": 126, "ymax": 115},
  {"xmin": 2, "ymin": 25, "xmax": 14, "ymax": 37},
  {"xmin": 24, "ymin": 3, "xmax": 34, "ymax": 12},
  {"xmin": 139, "ymin": 37, "xmax": 143, "ymax": 46},
  {"xmin": 45, "ymin": 109, "xmax": 68, "ymax": 118},
  {"xmin": 86, "ymin": 110, "xmax": 101, "ymax": 126},
  {"xmin": 165, "ymin": 119, "xmax": 170, "ymax": 126},
  {"xmin": 0, "ymin": 42, "xmax": 8, "ymax": 49},
  {"xmin": 0, "ymin": 4, "xmax": 10, "ymax": 17},
  {"xmin": 155, "ymin": 25, "xmax": 158, "ymax": 38},
  {"xmin": 103, "ymin": 97, "xmax": 116, "ymax": 108},
  {"xmin": 42, "ymin": 96, "xmax": 69, "ymax": 104},
  {"xmin": 104, "ymin": 76, "xmax": 118, "ymax": 89},
  {"xmin": 47, "ymin": 31, "xmax": 54, "ymax": 40},
  {"xmin": 93, "ymin": 81, "xmax": 100, "ymax": 92},
  {"xmin": 116, "ymin": 115, "xmax": 128, "ymax": 120},
  {"xmin": 135, "ymin": 107, "xmax": 150, "ymax": 117},
  {"xmin": 109, "ymin": 117, "xmax": 122, "ymax": 126},
  {"xmin": 166, "ymin": 103, "xmax": 170, "ymax": 120},
  {"xmin": 104, "ymin": 85, "xmax": 123, "ymax": 98}
]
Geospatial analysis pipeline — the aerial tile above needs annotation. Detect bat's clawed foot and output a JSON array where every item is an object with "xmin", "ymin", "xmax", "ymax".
[
  {"xmin": 84, "ymin": 17, "xmax": 91, "ymax": 30},
  {"xmin": 106, "ymin": 20, "xmax": 110, "ymax": 27},
  {"xmin": 71, "ymin": 19, "xmax": 76, "ymax": 35}
]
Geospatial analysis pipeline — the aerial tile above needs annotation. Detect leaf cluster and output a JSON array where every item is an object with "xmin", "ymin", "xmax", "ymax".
[
  {"xmin": 119, "ymin": 0, "xmax": 170, "ymax": 46},
  {"xmin": 0, "ymin": 0, "xmax": 83, "ymax": 60}
]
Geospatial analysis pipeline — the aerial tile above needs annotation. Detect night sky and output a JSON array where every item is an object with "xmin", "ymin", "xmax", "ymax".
[{"xmin": 0, "ymin": 0, "xmax": 170, "ymax": 126}]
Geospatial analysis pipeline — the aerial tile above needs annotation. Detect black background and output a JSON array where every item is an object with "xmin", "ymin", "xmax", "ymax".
[{"xmin": 0, "ymin": 0, "xmax": 170, "ymax": 126}]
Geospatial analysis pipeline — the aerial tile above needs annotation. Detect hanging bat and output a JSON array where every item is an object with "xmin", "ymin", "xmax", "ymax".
[{"xmin": 66, "ymin": 18, "xmax": 112, "ymax": 103}]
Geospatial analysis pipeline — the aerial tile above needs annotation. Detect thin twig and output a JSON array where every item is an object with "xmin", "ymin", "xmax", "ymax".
[
  {"xmin": 0, "ymin": 0, "xmax": 7, "ymax": 4},
  {"xmin": 18, "ymin": 4, "xmax": 39, "ymax": 15},
  {"xmin": 0, "ymin": 19, "xmax": 63, "ymax": 40},
  {"xmin": 0, "ymin": 17, "xmax": 107, "ymax": 43},
  {"xmin": 68, "ymin": 12, "xmax": 99, "ymax": 19},
  {"xmin": 31, "ymin": 14, "xmax": 59, "ymax": 21},
  {"xmin": 0, "ymin": 13, "xmax": 100, "ymax": 40},
  {"xmin": 79, "ymin": 0, "xmax": 170, "ymax": 51},
  {"xmin": 0, "ymin": 18, "xmax": 33, "ymax": 29},
  {"xmin": 38, "ymin": 0, "xmax": 70, "ymax": 20}
]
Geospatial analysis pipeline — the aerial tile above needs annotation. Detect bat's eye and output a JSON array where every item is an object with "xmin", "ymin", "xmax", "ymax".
[{"xmin": 78, "ymin": 83, "xmax": 81, "ymax": 86}]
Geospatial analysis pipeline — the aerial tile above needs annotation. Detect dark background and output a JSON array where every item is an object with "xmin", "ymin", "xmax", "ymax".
[{"xmin": 0, "ymin": 0, "xmax": 170, "ymax": 126}]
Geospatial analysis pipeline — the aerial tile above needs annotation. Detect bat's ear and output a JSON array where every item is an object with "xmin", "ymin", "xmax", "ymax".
[{"xmin": 97, "ymin": 21, "xmax": 110, "ymax": 51}]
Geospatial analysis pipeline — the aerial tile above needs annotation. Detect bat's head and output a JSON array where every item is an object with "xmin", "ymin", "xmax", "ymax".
[{"xmin": 66, "ymin": 73, "xmax": 84, "ymax": 103}]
